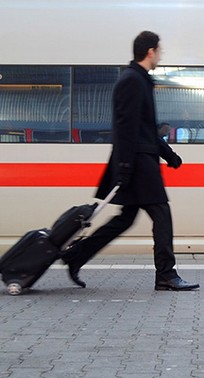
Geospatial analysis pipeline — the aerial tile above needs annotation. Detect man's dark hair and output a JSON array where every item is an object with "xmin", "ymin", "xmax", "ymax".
[{"xmin": 133, "ymin": 31, "xmax": 160, "ymax": 62}]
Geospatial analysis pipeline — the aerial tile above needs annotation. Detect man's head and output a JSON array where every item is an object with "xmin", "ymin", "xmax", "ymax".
[{"xmin": 133, "ymin": 31, "xmax": 161, "ymax": 70}]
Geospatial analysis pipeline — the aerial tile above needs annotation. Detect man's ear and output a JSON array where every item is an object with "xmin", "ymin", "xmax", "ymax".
[{"xmin": 147, "ymin": 47, "xmax": 154, "ymax": 58}]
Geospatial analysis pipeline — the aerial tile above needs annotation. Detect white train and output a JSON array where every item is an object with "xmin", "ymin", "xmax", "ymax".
[{"xmin": 1, "ymin": 0, "xmax": 204, "ymax": 254}]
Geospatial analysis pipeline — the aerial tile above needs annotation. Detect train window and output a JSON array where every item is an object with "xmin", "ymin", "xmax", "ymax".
[
  {"xmin": 1, "ymin": 65, "xmax": 204, "ymax": 144},
  {"xmin": 153, "ymin": 66, "xmax": 204, "ymax": 143},
  {"xmin": 0, "ymin": 65, "xmax": 71, "ymax": 143},
  {"xmin": 72, "ymin": 66, "xmax": 120, "ymax": 143}
]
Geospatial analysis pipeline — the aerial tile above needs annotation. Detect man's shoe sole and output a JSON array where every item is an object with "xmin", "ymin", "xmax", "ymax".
[{"xmin": 155, "ymin": 284, "xmax": 200, "ymax": 291}]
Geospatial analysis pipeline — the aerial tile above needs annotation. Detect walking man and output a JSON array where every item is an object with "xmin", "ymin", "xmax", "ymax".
[{"xmin": 67, "ymin": 31, "xmax": 199, "ymax": 291}]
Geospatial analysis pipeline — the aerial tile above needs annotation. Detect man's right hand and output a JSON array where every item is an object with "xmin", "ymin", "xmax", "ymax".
[{"xmin": 116, "ymin": 163, "xmax": 131, "ymax": 189}]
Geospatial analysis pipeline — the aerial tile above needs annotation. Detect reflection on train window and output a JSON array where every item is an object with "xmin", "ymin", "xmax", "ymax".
[
  {"xmin": 154, "ymin": 87, "xmax": 204, "ymax": 143},
  {"xmin": 153, "ymin": 66, "xmax": 204, "ymax": 144},
  {"xmin": 0, "ymin": 65, "xmax": 71, "ymax": 143},
  {"xmin": 176, "ymin": 127, "xmax": 204, "ymax": 143},
  {"xmin": 75, "ymin": 130, "xmax": 112, "ymax": 143},
  {"xmin": 72, "ymin": 66, "xmax": 120, "ymax": 143},
  {"xmin": 0, "ymin": 129, "xmax": 26, "ymax": 143},
  {"xmin": 1, "ymin": 65, "xmax": 204, "ymax": 143}
]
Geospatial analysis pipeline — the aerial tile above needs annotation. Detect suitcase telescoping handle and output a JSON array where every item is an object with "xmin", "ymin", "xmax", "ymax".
[
  {"xmin": 60, "ymin": 185, "xmax": 120, "ymax": 253},
  {"xmin": 91, "ymin": 185, "xmax": 120, "ymax": 219}
]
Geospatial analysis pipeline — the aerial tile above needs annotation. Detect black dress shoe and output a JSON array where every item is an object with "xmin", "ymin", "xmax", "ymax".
[
  {"xmin": 155, "ymin": 277, "xmax": 200, "ymax": 291},
  {"xmin": 68, "ymin": 264, "xmax": 86, "ymax": 288}
]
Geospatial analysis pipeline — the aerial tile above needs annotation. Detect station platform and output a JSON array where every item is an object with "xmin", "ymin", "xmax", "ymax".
[{"xmin": 0, "ymin": 253, "xmax": 204, "ymax": 378}]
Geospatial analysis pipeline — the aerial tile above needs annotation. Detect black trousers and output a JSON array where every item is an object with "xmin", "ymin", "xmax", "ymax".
[{"xmin": 68, "ymin": 202, "xmax": 178, "ymax": 281}]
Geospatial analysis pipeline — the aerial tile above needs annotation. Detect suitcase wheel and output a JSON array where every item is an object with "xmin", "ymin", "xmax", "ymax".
[{"xmin": 7, "ymin": 281, "xmax": 22, "ymax": 296}]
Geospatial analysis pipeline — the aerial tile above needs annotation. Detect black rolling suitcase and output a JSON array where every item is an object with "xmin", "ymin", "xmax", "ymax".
[
  {"xmin": 0, "ymin": 186, "xmax": 119, "ymax": 295},
  {"xmin": 0, "ymin": 203, "xmax": 98, "ymax": 295},
  {"xmin": 0, "ymin": 229, "xmax": 59, "ymax": 295}
]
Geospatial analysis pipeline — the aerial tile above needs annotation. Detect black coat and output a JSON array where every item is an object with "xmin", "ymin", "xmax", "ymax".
[{"xmin": 96, "ymin": 61, "xmax": 176, "ymax": 206}]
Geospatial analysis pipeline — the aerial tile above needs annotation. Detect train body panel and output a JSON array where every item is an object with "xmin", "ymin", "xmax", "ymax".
[
  {"xmin": 0, "ymin": 1, "xmax": 204, "ymax": 253},
  {"xmin": 1, "ymin": 144, "xmax": 204, "ymax": 254},
  {"xmin": 0, "ymin": 0, "xmax": 203, "ymax": 65}
]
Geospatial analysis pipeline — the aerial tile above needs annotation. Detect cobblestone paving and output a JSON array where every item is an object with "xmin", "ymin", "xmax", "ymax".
[{"xmin": 0, "ymin": 255, "xmax": 203, "ymax": 378}]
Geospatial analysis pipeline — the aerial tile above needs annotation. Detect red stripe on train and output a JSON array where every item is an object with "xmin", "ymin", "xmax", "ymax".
[
  {"xmin": 0, "ymin": 163, "xmax": 106, "ymax": 186},
  {"xmin": 0, "ymin": 162, "xmax": 203, "ymax": 187}
]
